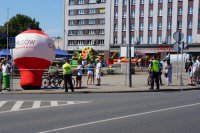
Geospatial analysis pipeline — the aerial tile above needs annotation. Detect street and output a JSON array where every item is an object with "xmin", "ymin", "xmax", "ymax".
[{"xmin": 0, "ymin": 90, "xmax": 200, "ymax": 133}]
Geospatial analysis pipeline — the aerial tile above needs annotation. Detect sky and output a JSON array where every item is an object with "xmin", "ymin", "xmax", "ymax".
[{"xmin": 0, "ymin": 0, "xmax": 63, "ymax": 37}]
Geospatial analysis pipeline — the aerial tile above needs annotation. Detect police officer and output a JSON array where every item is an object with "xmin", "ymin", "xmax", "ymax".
[
  {"xmin": 149, "ymin": 55, "xmax": 160, "ymax": 90},
  {"xmin": 62, "ymin": 59, "xmax": 74, "ymax": 92}
]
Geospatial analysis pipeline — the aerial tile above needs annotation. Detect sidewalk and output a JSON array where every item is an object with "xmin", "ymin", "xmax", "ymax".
[{"xmin": 1, "ymin": 71, "xmax": 200, "ymax": 94}]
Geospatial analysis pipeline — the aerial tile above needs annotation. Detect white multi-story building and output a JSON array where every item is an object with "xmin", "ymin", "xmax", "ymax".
[{"xmin": 64, "ymin": 0, "xmax": 200, "ymax": 57}]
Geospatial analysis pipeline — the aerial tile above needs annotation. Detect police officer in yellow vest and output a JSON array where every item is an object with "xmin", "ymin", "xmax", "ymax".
[
  {"xmin": 62, "ymin": 59, "xmax": 74, "ymax": 92},
  {"xmin": 149, "ymin": 55, "xmax": 160, "ymax": 90}
]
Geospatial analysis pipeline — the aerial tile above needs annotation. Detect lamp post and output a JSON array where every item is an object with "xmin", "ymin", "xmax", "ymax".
[
  {"xmin": 6, "ymin": 8, "xmax": 9, "ymax": 60},
  {"xmin": 128, "ymin": 0, "xmax": 132, "ymax": 87}
]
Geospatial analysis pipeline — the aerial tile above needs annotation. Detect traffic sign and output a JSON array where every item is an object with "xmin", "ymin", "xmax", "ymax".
[
  {"xmin": 173, "ymin": 42, "xmax": 181, "ymax": 52},
  {"xmin": 173, "ymin": 31, "xmax": 184, "ymax": 42}
]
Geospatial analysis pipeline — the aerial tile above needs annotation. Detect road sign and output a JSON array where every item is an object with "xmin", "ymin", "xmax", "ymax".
[
  {"xmin": 173, "ymin": 42, "xmax": 181, "ymax": 52},
  {"xmin": 173, "ymin": 31, "xmax": 184, "ymax": 42},
  {"xmin": 8, "ymin": 37, "xmax": 15, "ymax": 49}
]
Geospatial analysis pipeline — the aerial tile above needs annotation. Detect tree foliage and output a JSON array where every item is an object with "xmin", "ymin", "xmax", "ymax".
[{"xmin": 0, "ymin": 14, "xmax": 42, "ymax": 48}]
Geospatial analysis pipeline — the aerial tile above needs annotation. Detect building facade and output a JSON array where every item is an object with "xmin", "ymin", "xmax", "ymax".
[{"xmin": 64, "ymin": 0, "xmax": 200, "ymax": 57}]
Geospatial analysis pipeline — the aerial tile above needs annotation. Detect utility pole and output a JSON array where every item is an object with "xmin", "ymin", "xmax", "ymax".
[
  {"xmin": 6, "ymin": 8, "xmax": 9, "ymax": 60},
  {"xmin": 128, "ymin": 0, "xmax": 132, "ymax": 87}
]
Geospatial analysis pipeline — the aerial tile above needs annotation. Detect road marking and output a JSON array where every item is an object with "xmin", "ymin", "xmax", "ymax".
[
  {"xmin": 0, "ymin": 101, "xmax": 91, "ymax": 114},
  {"xmin": 32, "ymin": 101, "xmax": 41, "ymax": 108},
  {"xmin": 0, "ymin": 101, "xmax": 7, "ymax": 107},
  {"xmin": 51, "ymin": 101, "xmax": 58, "ymax": 106},
  {"xmin": 10, "ymin": 101, "xmax": 24, "ymax": 111},
  {"xmin": 38, "ymin": 102, "xmax": 200, "ymax": 133}
]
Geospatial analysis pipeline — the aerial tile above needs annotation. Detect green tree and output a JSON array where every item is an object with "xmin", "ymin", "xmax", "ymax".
[{"xmin": 0, "ymin": 14, "xmax": 42, "ymax": 48}]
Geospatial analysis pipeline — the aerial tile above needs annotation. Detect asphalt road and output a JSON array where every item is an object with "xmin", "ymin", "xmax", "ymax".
[{"xmin": 0, "ymin": 90, "xmax": 200, "ymax": 133}]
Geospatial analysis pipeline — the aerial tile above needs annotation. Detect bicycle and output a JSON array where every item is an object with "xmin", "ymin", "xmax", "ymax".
[
  {"xmin": 51, "ymin": 74, "xmax": 75, "ymax": 89},
  {"xmin": 42, "ymin": 74, "xmax": 59, "ymax": 88}
]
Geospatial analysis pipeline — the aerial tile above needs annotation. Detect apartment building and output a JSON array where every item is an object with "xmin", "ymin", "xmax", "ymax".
[
  {"xmin": 64, "ymin": 0, "xmax": 200, "ymax": 57},
  {"xmin": 64, "ymin": 0, "xmax": 111, "ymax": 57}
]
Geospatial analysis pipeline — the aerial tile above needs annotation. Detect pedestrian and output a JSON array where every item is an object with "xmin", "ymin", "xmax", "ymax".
[
  {"xmin": 76, "ymin": 61, "xmax": 83, "ymax": 89},
  {"xmin": 95, "ymin": 58, "xmax": 102, "ymax": 86},
  {"xmin": 149, "ymin": 55, "xmax": 160, "ymax": 90},
  {"xmin": 1, "ymin": 59, "xmax": 11, "ymax": 90},
  {"xmin": 164, "ymin": 59, "xmax": 172, "ymax": 86},
  {"xmin": 86, "ymin": 60, "xmax": 94, "ymax": 85},
  {"xmin": 62, "ymin": 59, "xmax": 74, "ymax": 92},
  {"xmin": 187, "ymin": 58, "xmax": 194, "ymax": 85},
  {"xmin": 158, "ymin": 59, "xmax": 163, "ymax": 86}
]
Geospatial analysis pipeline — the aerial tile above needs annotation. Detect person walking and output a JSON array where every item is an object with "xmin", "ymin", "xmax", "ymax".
[
  {"xmin": 62, "ymin": 59, "xmax": 74, "ymax": 92},
  {"xmin": 95, "ymin": 58, "xmax": 102, "ymax": 86},
  {"xmin": 158, "ymin": 59, "xmax": 163, "ymax": 86},
  {"xmin": 149, "ymin": 56, "xmax": 160, "ymax": 90},
  {"xmin": 76, "ymin": 61, "xmax": 83, "ymax": 89},
  {"xmin": 164, "ymin": 59, "xmax": 172, "ymax": 86},
  {"xmin": 86, "ymin": 60, "xmax": 94, "ymax": 85}
]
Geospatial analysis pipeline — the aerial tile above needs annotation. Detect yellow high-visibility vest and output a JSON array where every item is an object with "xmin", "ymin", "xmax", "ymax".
[{"xmin": 62, "ymin": 63, "xmax": 72, "ymax": 75}]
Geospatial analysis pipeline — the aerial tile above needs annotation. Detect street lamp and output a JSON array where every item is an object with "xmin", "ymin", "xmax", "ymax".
[{"xmin": 128, "ymin": 0, "xmax": 132, "ymax": 87}]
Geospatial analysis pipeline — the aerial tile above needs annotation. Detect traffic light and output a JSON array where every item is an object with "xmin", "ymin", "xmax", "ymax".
[{"xmin": 96, "ymin": 0, "xmax": 101, "ymax": 3}]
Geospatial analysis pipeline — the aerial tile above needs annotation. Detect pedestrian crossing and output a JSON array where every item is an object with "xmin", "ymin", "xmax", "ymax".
[{"xmin": 0, "ymin": 100, "xmax": 91, "ymax": 114}]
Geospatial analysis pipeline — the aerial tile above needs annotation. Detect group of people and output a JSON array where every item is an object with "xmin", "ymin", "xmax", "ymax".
[
  {"xmin": 62, "ymin": 58, "xmax": 102, "ymax": 93},
  {"xmin": 148, "ymin": 56, "xmax": 172, "ymax": 91},
  {"xmin": 185, "ymin": 56, "xmax": 200, "ymax": 85}
]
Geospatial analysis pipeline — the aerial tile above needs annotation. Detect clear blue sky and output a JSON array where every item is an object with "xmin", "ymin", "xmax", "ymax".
[{"xmin": 0, "ymin": 0, "xmax": 63, "ymax": 37}]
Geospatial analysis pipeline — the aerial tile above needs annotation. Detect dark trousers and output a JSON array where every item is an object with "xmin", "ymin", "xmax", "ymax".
[
  {"xmin": 151, "ymin": 72, "xmax": 160, "ymax": 89},
  {"xmin": 158, "ymin": 72, "xmax": 163, "ymax": 85},
  {"xmin": 64, "ymin": 74, "xmax": 74, "ymax": 92}
]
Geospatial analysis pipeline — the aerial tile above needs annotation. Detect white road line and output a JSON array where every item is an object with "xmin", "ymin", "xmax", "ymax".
[
  {"xmin": 32, "ymin": 101, "xmax": 41, "ymax": 108},
  {"xmin": 0, "ymin": 101, "xmax": 7, "ymax": 107},
  {"xmin": 51, "ymin": 101, "xmax": 58, "ymax": 106},
  {"xmin": 38, "ymin": 102, "xmax": 200, "ymax": 133},
  {"xmin": 10, "ymin": 101, "xmax": 24, "ymax": 111}
]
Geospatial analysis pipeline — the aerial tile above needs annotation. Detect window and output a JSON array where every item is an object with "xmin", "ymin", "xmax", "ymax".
[
  {"xmin": 77, "ymin": 40, "xmax": 84, "ymax": 45},
  {"xmin": 99, "ymin": 8, "xmax": 105, "ymax": 13},
  {"xmin": 99, "ymin": 29, "xmax": 105, "ymax": 34},
  {"xmin": 88, "ymin": 19, "xmax": 96, "ymax": 24},
  {"xmin": 149, "ymin": 0, "xmax": 153, "ymax": 4},
  {"xmin": 168, "ymin": 8, "xmax": 172, "ymax": 16},
  {"xmin": 188, "ymin": 7, "xmax": 193, "ymax": 14},
  {"xmin": 140, "ymin": 0, "xmax": 144, "ymax": 4},
  {"xmin": 131, "ymin": 36, "xmax": 135, "ymax": 44},
  {"xmin": 148, "ymin": 36, "xmax": 152, "ymax": 44},
  {"xmin": 123, "ymin": 0, "xmax": 127, "ymax": 5},
  {"xmin": 114, "ymin": 11, "xmax": 118, "ymax": 19},
  {"xmin": 114, "ymin": 37, "xmax": 118, "ymax": 44},
  {"xmin": 140, "ymin": 23, "xmax": 144, "ymax": 31},
  {"xmin": 69, "ymin": 10, "xmax": 75, "ymax": 16},
  {"xmin": 99, "ymin": 40, "xmax": 104, "ymax": 45},
  {"xmin": 158, "ymin": 22, "xmax": 162, "ymax": 30},
  {"xmin": 149, "ymin": 9, "xmax": 153, "ymax": 17},
  {"xmin": 188, "ymin": 20, "xmax": 192, "ymax": 29},
  {"xmin": 114, "ymin": 0, "xmax": 118, "ymax": 6},
  {"xmin": 187, "ymin": 35, "xmax": 192, "ymax": 43},
  {"xmin": 167, "ymin": 36, "xmax": 171, "ymax": 44},
  {"xmin": 158, "ymin": 9, "xmax": 162, "ymax": 16},
  {"xmin": 178, "ymin": 7, "xmax": 182, "ymax": 15},
  {"xmin": 122, "ymin": 24, "xmax": 126, "ymax": 31},
  {"xmin": 177, "ymin": 20, "xmax": 182, "ymax": 29},
  {"xmin": 69, "ymin": 20, "xmax": 74, "ymax": 25},
  {"xmin": 114, "ymin": 24, "xmax": 118, "ymax": 31},
  {"xmin": 69, "ymin": 0, "xmax": 74, "ymax": 5},
  {"xmin": 131, "ymin": 24, "xmax": 135, "ymax": 31},
  {"xmin": 89, "ymin": 0, "xmax": 96, "ymax": 3},
  {"xmin": 122, "ymin": 36, "xmax": 126, "ymax": 44},
  {"xmin": 131, "ymin": 11, "xmax": 135, "ymax": 18},
  {"xmin": 89, "ymin": 9, "xmax": 96, "ymax": 14},
  {"xmin": 139, "ymin": 36, "xmax": 143, "ymax": 44},
  {"xmin": 78, "ymin": 0, "xmax": 84, "ymax": 4},
  {"xmin": 78, "ymin": 20, "xmax": 85, "ymax": 25},
  {"xmin": 122, "ymin": 11, "xmax": 126, "ymax": 18},
  {"xmin": 68, "ymin": 40, "xmax": 75, "ymax": 46},
  {"xmin": 157, "ymin": 36, "xmax": 162, "ymax": 44},
  {"xmin": 140, "ymin": 10, "xmax": 144, "ymax": 17},
  {"xmin": 158, "ymin": 0, "xmax": 163, "ymax": 3},
  {"xmin": 99, "ymin": 18, "xmax": 105, "ymax": 24},
  {"xmin": 167, "ymin": 22, "xmax": 171, "ymax": 30},
  {"xmin": 131, "ymin": 0, "xmax": 136, "ymax": 5},
  {"xmin": 77, "ymin": 30, "xmax": 84, "ymax": 35},
  {"xmin": 88, "ymin": 30, "xmax": 95, "ymax": 35},
  {"xmin": 77, "ymin": 9, "xmax": 85, "ymax": 14},
  {"xmin": 149, "ymin": 23, "xmax": 153, "ymax": 30},
  {"xmin": 68, "ymin": 30, "xmax": 75, "ymax": 35},
  {"xmin": 168, "ymin": 0, "xmax": 172, "ymax": 2}
]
